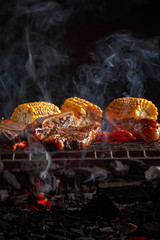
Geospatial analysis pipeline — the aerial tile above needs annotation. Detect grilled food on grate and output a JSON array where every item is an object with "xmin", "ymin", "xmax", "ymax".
[
  {"xmin": 61, "ymin": 97, "xmax": 103, "ymax": 126},
  {"xmin": 13, "ymin": 120, "xmax": 101, "ymax": 151},
  {"xmin": 2, "ymin": 97, "xmax": 160, "ymax": 149},
  {"xmin": 32, "ymin": 112, "xmax": 101, "ymax": 151},
  {"xmin": 105, "ymin": 97, "xmax": 158, "ymax": 123},
  {"xmin": 96, "ymin": 130, "xmax": 136, "ymax": 142},
  {"xmin": 110, "ymin": 117, "xmax": 160, "ymax": 143},
  {"xmin": 11, "ymin": 101, "xmax": 61, "ymax": 124},
  {"xmin": 1, "ymin": 112, "xmax": 102, "ymax": 150},
  {"xmin": 42, "ymin": 122, "xmax": 101, "ymax": 151},
  {"xmin": 31, "ymin": 112, "xmax": 79, "ymax": 141},
  {"xmin": 0, "ymin": 122, "xmax": 27, "ymax": 145},
  {"xmin": 0, "ymin": 112, "xmax": 77, "ymax": 146},
  {"xmin": 105, "ymin": 97, "xmax": 160, "ymax": 143}
]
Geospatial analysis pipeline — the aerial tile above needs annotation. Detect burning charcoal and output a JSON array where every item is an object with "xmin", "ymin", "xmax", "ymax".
[
  {"xmin": 82, "ymin": 193, "xmax": 121, "ymax": 221},
  {"xmin": 2, "ymin": 170, "xmax": 21, "ymax": 190}
]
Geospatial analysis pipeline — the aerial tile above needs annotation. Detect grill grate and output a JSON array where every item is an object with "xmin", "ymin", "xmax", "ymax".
[{"xmin": 0, "ymin": 142, "xmax": 160, "ymax": 165}]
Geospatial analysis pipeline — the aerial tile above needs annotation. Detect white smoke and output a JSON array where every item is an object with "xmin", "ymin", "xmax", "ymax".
[
  {"xmin": 0, "ymin": 1, "xmax": 160, "ymax": 120},
  {"xmin": 73, "ymin": 32, "xmax": 160, "ymax": 110}
]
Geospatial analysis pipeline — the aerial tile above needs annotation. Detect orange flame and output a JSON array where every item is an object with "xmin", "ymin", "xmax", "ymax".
[{"xmin": 36, "ymin": 192, "xmax": 51, "ymax": 209}]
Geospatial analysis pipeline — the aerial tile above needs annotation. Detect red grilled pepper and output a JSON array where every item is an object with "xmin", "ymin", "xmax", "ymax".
[{"xmin": 96, "ymin": 130, "xmax": 136, "ymax": 142}]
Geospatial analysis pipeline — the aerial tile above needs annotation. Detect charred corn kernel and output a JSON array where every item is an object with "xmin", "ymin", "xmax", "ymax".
[
  {"xmin": 11, "ymin": 101, "xmax": 61, "ymax": 124},
  {"xmin": 61, "ymin": 97, "xmax": 103, "ymax": 126},
  {"xmin": 105, "ymin": 97, "xmax": 158, "ymax": 122}
]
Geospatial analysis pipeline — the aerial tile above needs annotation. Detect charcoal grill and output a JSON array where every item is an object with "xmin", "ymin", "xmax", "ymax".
[
  {"xmin": 1, "ymin": 142, "xmax": 160, "ymax": 240},
  {"xmin": 1, "ymin": 141, "xmax": 160, "ymax": 166}
]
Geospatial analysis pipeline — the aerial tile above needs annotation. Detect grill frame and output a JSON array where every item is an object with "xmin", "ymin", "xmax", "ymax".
[{"xmin": 1, "ymin": 141, "xmax": 160, "ymax": 166}]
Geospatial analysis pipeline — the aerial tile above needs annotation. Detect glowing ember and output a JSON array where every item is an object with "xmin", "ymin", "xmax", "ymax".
[
  {"xmin": 25, "ymin": 190, "xmax": 33, "ymax": 195},
  {"xmin": 37, "ymin": 192, "xmax": 48, "ymax": 206},
  {"xmin": 37, "ymin": 192, "xmax": 51, "ymax": 209},
  {"xmin": 13, "ymin": 141, "xmax": 28, "ymax": 151}
]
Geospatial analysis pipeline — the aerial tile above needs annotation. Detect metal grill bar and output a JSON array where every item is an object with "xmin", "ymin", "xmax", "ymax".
[{"xmin": 1, "ymin": 142, "xmax": 160, "ymax": 165}]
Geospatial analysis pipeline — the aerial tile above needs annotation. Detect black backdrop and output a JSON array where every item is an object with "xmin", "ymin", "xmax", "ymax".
[{"xmin": 0, "ymin": 0, "xmax": 160, "ymax": 119}]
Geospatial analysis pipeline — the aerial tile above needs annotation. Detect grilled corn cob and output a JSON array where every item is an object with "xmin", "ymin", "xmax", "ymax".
[
  {"xmin": 105, "ymin": 97, "xmax": 158, "ymax": 123},
  {"xmin": 11, "ymin": 101, "xmax": 61, "ymax": 124},
  {"xmin": 61, "ymin": 97, "xmax": 103, "ymax": 126}
]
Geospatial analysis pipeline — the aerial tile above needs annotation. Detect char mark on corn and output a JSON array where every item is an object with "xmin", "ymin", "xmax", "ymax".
[{"xmin": 105, "ymin": 97, "xmax": 158, "ymax": 123}]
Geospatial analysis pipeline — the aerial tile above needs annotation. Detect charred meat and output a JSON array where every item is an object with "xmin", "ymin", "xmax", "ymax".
[
  {"xmin": 41, "ymin": 122, "xmax": 101, "ymax": 151},
  {"xmin": 0, "ymin": 112, "xmax": 77, "ymax": 146},
  {"xmin": 1, "ymin": 112, "xmax": 101, "ymax": 151}
]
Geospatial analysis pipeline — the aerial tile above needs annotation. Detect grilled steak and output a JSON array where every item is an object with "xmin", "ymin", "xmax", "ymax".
[
  {"xmin": 41, "ymin": 122, "xmax": 101, "ymax": 151},
  {"xmin": 0, "ymin": 112, "xmax": 101, "ymax": 151},
  {"xmin": 30, "ymin": 112, "xmax": 78, "ymax": 140},
  {"xmin": 33, "ymin": 111, "xmax": 77, "ymax": 128},
  {"xmin": 0, "ymin": 112, "xmax": 77, "ymax": 145}
]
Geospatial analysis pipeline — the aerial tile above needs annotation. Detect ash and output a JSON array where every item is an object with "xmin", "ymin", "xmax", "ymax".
[{"xmin": 0, "ymin": 158, "xmax": 160, "ymax": 239}]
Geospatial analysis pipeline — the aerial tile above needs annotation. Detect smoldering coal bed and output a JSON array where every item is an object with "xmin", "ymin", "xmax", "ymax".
[{"xmin": 0, "ymin": 142, "xmax": 160, "ymax": 240}]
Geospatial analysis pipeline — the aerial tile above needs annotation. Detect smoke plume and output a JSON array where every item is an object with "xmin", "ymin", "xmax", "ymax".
[
  {"xmin": 73, "ymin": 32, "xmax": 160, "ymax": 111},
  {"xmin": 0, "ymin": 1, "xmax": 160, "ymax": 119}
]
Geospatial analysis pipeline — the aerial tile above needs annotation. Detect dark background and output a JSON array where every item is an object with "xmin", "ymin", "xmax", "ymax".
[{"xmin": 0, "ymin": 0, "xmax": 160, "ymax": 119}]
